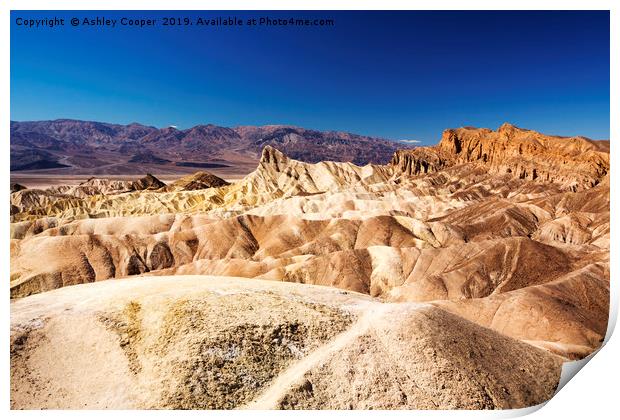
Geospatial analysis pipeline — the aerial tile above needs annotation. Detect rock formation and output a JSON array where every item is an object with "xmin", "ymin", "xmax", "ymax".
[
  {"xmin": 161, "ymin": 171, "xmax": 230, "ymax": 191},
  {"xmin": 9, "ymin": 123, "xmax": 610, "ymax": 409},
  {"xmin": 11, "ymin": 276, "xmax": 561, "ymax": 409},
  {"xmin": 392, "ymin": 123, "xmax": 609, "ymax": 191}
]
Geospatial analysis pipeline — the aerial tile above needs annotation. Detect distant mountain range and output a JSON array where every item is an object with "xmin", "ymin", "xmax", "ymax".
[{"xmin": 10, "ymin": 119, "xmax": 405, "ymax": 175}]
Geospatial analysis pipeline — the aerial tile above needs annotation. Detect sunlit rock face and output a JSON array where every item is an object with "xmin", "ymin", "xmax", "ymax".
[{"xmin": 10, "ymin": 124, "xmax": 609, "ymax": 409}]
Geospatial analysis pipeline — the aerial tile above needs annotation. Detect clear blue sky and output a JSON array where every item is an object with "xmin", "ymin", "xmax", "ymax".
[{"xmin": 11, "ymin": 11, "xmax": 609, "ymax": 144}]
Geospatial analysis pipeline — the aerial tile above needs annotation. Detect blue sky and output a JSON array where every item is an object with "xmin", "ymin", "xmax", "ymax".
[{"xmin": 11, "ymin": 11, "xmax": 609, "ymax": 144}]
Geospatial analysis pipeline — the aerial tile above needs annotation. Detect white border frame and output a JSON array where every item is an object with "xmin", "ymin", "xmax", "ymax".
[{"xmin": 1, "ymin": 2, "xmax": 617, "ymax": 420}]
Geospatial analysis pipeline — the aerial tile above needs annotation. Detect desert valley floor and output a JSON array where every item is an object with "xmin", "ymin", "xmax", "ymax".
[{"xmin": 10, "ymin": 124, "xmax": 610, "ymax": 409}]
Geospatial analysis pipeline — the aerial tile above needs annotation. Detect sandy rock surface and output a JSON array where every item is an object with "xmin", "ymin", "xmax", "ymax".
[
  {"xmin": 9, "ymin": 123, "xmax": 609, "ymax": 409},
  {"xmin": 11, "ymin": 276, "xmax": 561, "ymax": 409}
]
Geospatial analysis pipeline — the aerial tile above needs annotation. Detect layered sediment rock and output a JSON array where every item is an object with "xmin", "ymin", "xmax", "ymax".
[
  {"xmin": 392, "ymin": 123, "xmax": 609, "ymax": 191},
  {"xmin": 9, "ymin": 124, "xmax": 610, "ymax": 409}
]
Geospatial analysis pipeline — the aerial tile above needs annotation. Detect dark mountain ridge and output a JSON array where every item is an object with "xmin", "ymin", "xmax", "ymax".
[{"xmin": 11, "ymin": 119, "xmax": 404, "ymax": 174}]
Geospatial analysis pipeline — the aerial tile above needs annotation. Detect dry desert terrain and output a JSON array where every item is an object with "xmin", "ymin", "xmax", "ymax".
[{"xmin": 10, "ymin": 123, "xmax": 610, "ymax": 409}]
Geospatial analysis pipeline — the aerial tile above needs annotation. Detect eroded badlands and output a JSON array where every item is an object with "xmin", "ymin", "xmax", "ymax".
[{"xmin": 10, "ymin": 124, "xmax": 610, "ymax": 409}]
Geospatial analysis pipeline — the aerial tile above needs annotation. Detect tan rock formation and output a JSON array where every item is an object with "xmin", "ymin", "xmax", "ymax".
[
  {"xmin": 10, "ymin": 276, "xmax": 562, "ymax": 409},
  {"xmin": 9, "ymin": 124, "xmax": 610, "ymax": 409},
  {"xmin": 392, "ymin": 123, "xmax": 609, "ymax": 191},
  {"xmin": 161, "ymin": 171, "xmax": 229, "ymax": 191}
]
